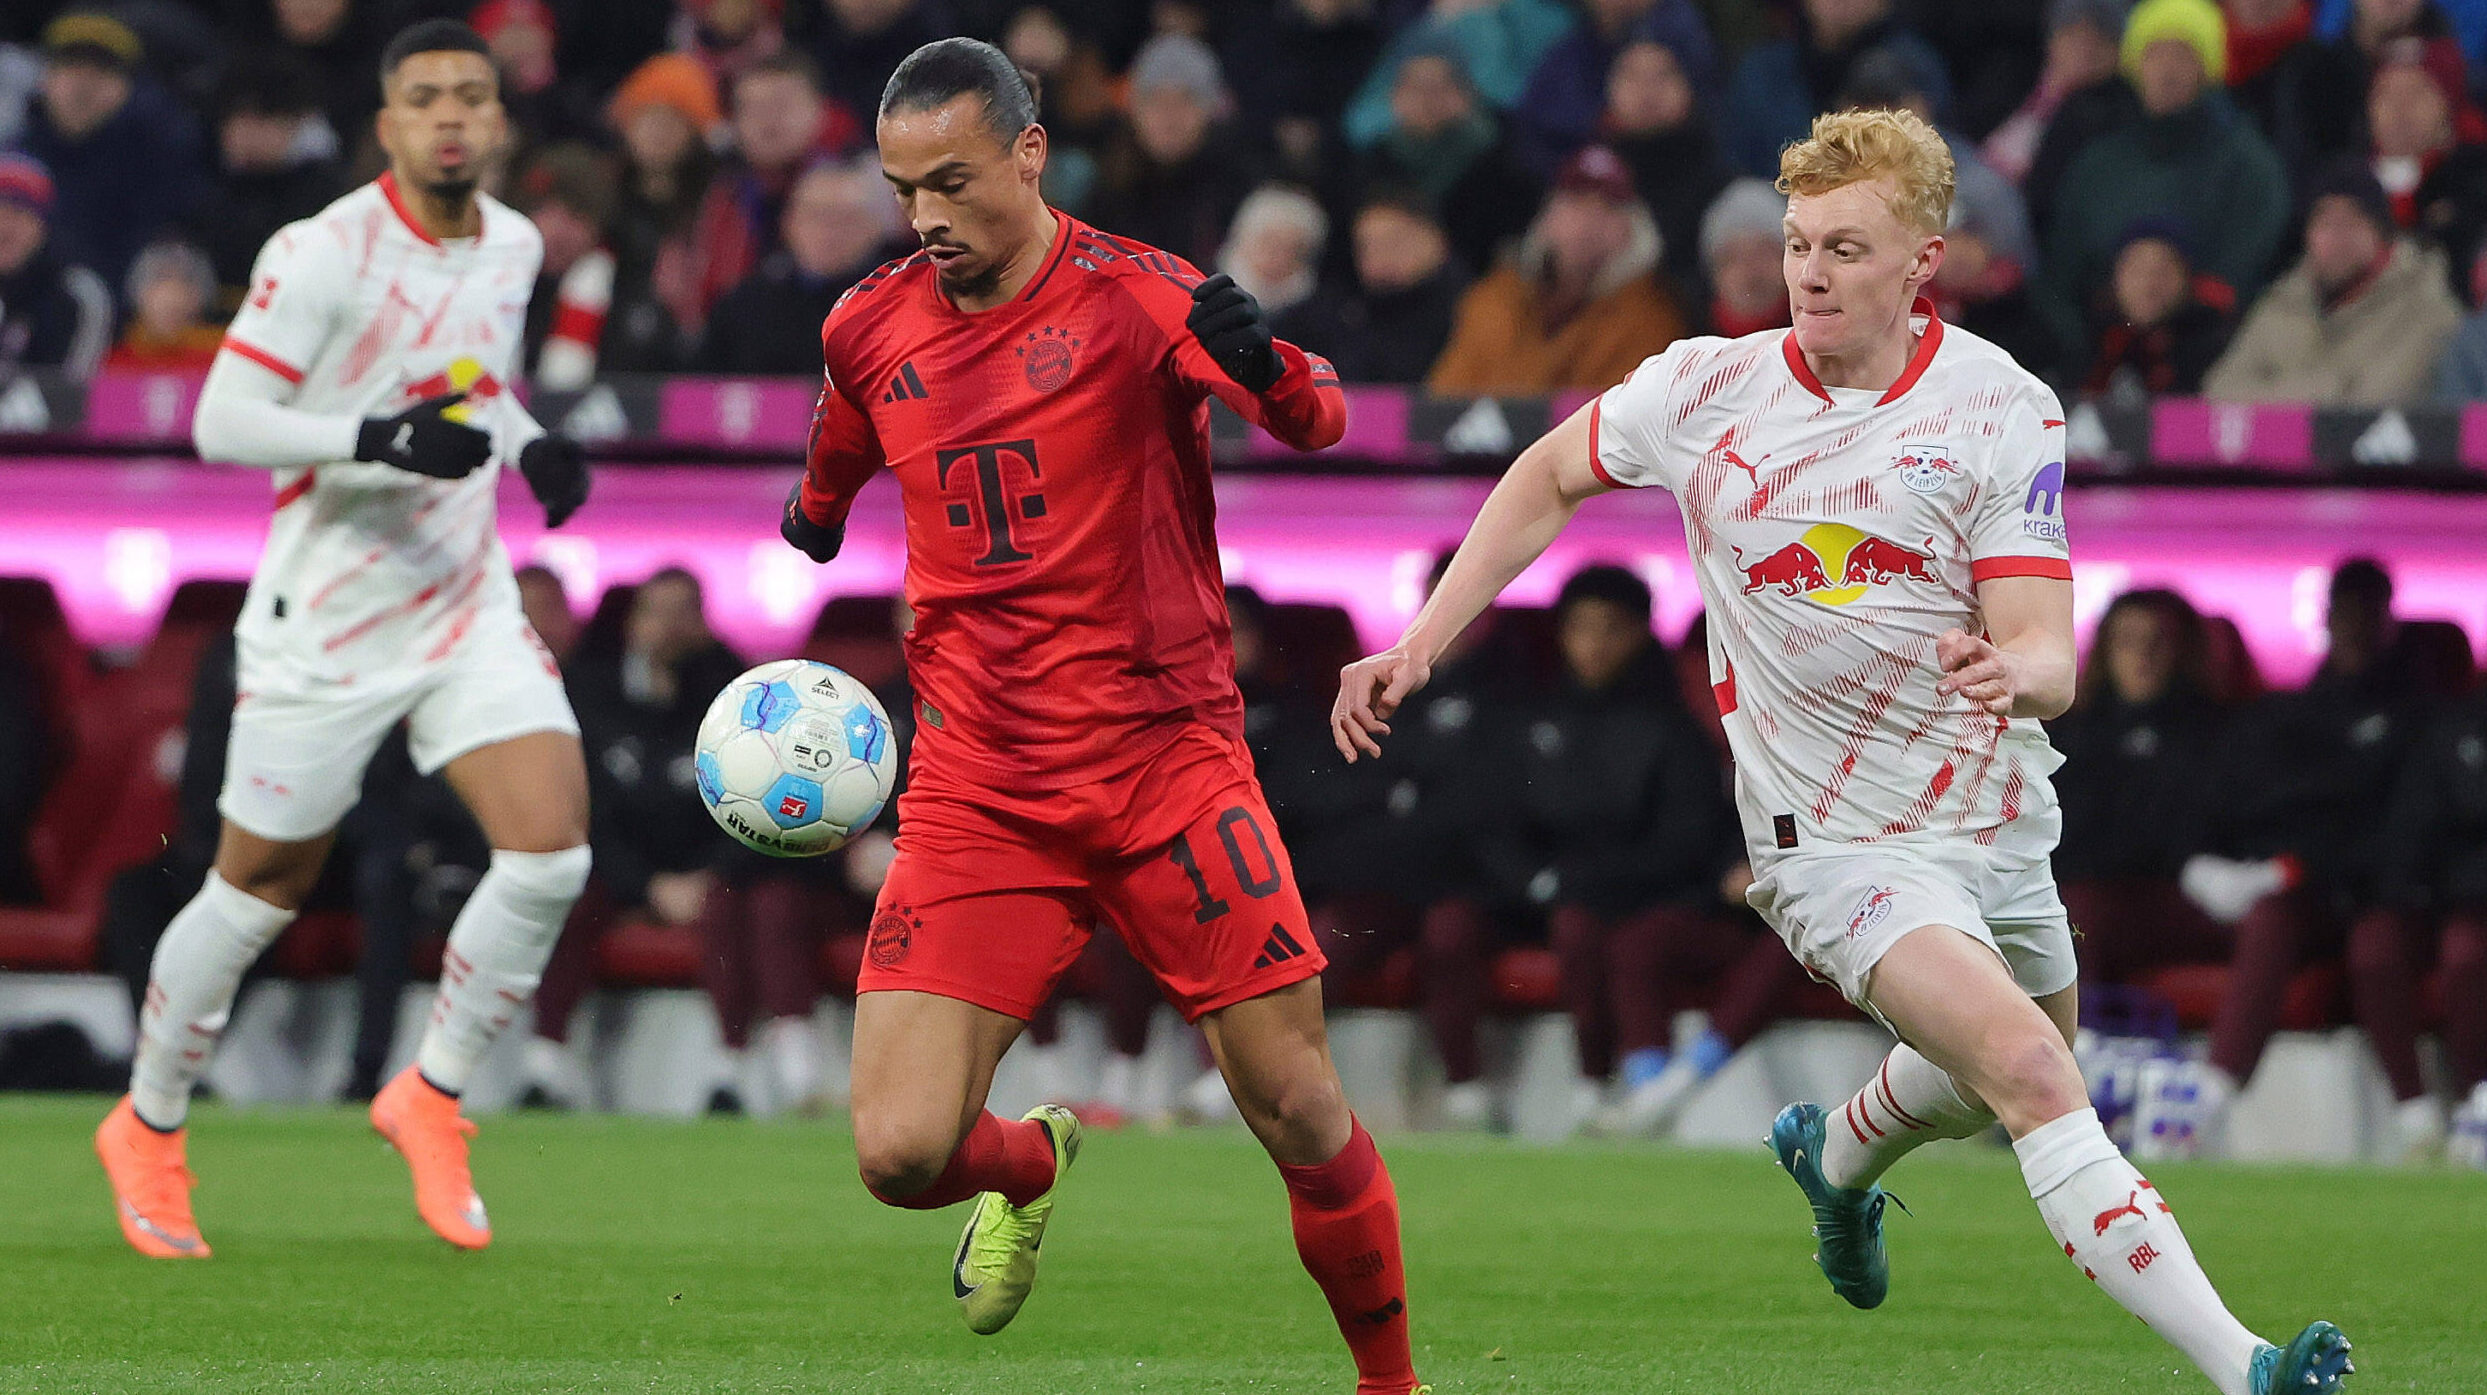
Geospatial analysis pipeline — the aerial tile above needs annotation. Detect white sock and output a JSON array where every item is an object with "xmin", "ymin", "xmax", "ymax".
[
  {"xmin": 415, "ymin": 846, "xmax": 589, "ymax": 1094},
  {"xmin": 1822, "ymin": 1043, "xmax": 1995, "ymax": 1189},
  {"xmin": 130, "ymin": 874, "xmax": 296, "ymax": 1130},
  {"xmin": 2016, "ymin": 1108, "xmax": 2266, "ymax": 1395}
]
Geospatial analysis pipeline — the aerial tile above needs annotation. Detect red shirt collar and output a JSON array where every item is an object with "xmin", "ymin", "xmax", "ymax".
[
  {"xmin": 1782, "ymin": 296, "xmax": 1945, "ymax": 406},
  {"xmin": 378, "ymin": 170, "xmax": 482, "ymax": 247}
]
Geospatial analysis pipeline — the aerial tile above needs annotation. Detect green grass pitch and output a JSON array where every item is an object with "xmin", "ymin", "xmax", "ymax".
[{"xmin": 4, "ymin": 1095, "xmax": 2480, "ymax": 1393}]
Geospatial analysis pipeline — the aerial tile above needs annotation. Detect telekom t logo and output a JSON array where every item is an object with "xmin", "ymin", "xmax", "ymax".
[{"xmin": 936, "ymin": 439, "xmax": 1047, "ymax": 566}]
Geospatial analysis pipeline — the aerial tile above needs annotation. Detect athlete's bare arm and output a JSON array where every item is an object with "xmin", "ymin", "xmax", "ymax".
[
  {"xmin": 1935, "ymin": 575, "xmax": 2075, "ymax": 719},
  {"xmin": 1331, "ymin": 403, "xmax": 1605, "ymax": 760}
]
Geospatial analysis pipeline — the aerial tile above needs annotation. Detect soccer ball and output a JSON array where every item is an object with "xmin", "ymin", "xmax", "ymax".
[{"xmin": 694, "ymin": 659, "xmax": 897, "ymax": 857}]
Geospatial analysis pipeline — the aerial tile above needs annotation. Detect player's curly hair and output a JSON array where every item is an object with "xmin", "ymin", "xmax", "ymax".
[{"xmin": 1775, "ymin": 109, "xmax": 1955, "ymax": 238}]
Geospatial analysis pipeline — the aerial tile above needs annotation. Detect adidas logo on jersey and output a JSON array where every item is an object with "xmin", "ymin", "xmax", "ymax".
[
  {"xmin": 1252, "ymin": 923, "xmax": 1310, "ymax": 970},
  {"xmin": 881, "ymin": 362, "xmax": 930, "ymax": 403}
]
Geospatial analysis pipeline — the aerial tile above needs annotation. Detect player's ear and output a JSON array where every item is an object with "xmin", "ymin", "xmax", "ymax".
[
  {"xmin": 1016, "ymin": 123, "xmax": 1048, "ymax": 183},
  {"xmin": 1911, "ymin": 233, "xmax": 1945, "ymax": 292}
]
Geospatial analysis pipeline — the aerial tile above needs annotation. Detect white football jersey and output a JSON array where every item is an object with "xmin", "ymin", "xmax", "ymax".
[
  {"xmin": 1592, "ymin": 302, "xmax": 2073, "ymax": 863},
  {"xmin": 214, "ymin": 174, "xmax": 543, "ymax": 690}
]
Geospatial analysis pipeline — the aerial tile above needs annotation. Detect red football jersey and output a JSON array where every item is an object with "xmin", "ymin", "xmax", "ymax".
[{"xmin": 796, "ymin": 213, "xmax": 1346, "ymax": 789}]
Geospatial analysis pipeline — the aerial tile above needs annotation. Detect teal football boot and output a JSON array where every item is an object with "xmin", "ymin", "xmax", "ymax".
[{"xmin": 1768, "ymin": 1102, "xmax": 1891, "ymax": 1310}]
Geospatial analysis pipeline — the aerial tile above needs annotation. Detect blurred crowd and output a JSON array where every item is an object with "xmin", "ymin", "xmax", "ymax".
[
  {"xmin": 14, "ymin": 0, "xmax": 2487, "ymax": 402},
  {"xmin": 5, "ymin": 553, "xmax": 2483, "ymax": 1160}
]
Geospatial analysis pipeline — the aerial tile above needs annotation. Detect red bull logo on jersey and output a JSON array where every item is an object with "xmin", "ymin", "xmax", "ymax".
[
  {"xmin": 1732, "ymin": 523, "xmax": 1939, "ymax": 605},
  {"xmin": 1892, "ymin": 442, "xmax": 1961, "ymax": 494},
  {"xmin": 401, "ymin": 356, "xmax": 505, "ymax": 421}
]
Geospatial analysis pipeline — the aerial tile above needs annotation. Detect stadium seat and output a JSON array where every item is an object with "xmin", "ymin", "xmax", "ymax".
[
  {"xmin": 2398, "ymin": 619, "xmax": 2476, "ymax": 697},
  {"xmin": 2139, "ymin": 962, "xmax": 2343, "ymax": 1032},
  {"xmin": 0, "ymin": 574, "xmax": 98, "ymax": 738}
]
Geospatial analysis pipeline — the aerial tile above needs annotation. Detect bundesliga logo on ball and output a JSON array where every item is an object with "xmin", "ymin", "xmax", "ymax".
[{"xmin": 694, "ymin": 659, "xmax": 898, "ymax": 857}]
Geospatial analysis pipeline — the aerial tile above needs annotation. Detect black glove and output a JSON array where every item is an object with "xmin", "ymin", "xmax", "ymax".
[
  {"xmin": 355, "ymin": 391, "xmax": 492, "ymax": 479},
  {"xmin": 518, "ymin": 434, "xmax": 590, "ymax": 528},
  {"xmin": 1186, "ymin": 272, "xmax": 1282, "ymax": 394},
  {"xmin": 781, "ymin": 481, "xmax": 844, "ymax": 563}
]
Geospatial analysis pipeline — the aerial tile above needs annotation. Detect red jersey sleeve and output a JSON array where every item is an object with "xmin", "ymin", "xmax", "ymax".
[
  {"xmin": 1123, "ymin": 259, "xmax": 1346, "ymax": 452},
  {"xmin": 797, "ymin": 319, "xmax": 886, "ymax": 527}
]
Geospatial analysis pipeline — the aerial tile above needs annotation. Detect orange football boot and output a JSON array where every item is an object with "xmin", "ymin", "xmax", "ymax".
[
  {"xmin": 95, "ymin": 1096, "xmax": 210, "ymax": 1259},
  {"xmin": 370, "ymin": 1067, "xmax": 491, "ymax": 1249}
]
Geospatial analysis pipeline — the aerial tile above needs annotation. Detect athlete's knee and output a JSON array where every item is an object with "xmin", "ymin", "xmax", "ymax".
[
  {"xmin": 1235, "ymin": 1062, "xmax": 1349, "ymax": 1157},
  {"xmin": 853, "ymin": 1116, "xmax": 957, "ymax": 1201},
  {"xmin": 1977, "ymin": 1025, "xmax": 2085, "ymax": 1119}
]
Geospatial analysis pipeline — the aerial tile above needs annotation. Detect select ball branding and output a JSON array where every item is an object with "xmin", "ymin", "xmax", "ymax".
[{"xmin": 693, "ymin": 659, "xmax": 899, "ymax": 858}]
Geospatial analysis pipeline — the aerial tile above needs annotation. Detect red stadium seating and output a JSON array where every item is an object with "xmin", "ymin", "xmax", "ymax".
[{"xmin": 2138, "ymin": 962, "xmax": 2343, "ymax": 1032}]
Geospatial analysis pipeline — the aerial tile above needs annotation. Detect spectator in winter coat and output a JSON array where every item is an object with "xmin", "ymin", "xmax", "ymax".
[
  {"xmin": 1601, "ymin": 35, "xmax": 1733, "ymax": 301},
  {"xmin": 700, "ymin": 159, "xmax": 907, "ymax": 374},
  {"xmin": 2366, "ymin": 38, "xmax": 2487, "ymax": 302},
  {"xmin": 2043, "ymin": 0, "xmax": 2290, "ymax": 341},
  {"xmin": 1341, "ymin": 0, "xmax": 1579, "ymax": 149},
  {"xmin": 19, "ymin": 12, "xmax": 209, "ymax": 295},
  {"xmin": 1698, "ymin": 177, "xmax": 1793, "ymax": 337},
  {"xmin": 604, "ymin": 54, "xmax": 725, "ymax": 372},
  {"xmin": 1218, "ymin": 185, "xmax": 1330, "ymax": 326},
  {"xmin": 1986, "ymin": 0, "xmax": 2129, "ymax": 189},
  {"xmin": 1721, "ymin": 0, "xmax": 1953, "ymax": 175},
  {"xmin": 1087, "ymin": 35, "xmax": 1261, "ymax": 272},
  {"xmin": 2082, "ymin": 222, "xmax": 2240, "ymax": 397},
  {"xmin": 103, "ymin": 242, "xmax": 222, "ymax": 373},
  {"xmin": 2206, "ymin": 162, "xmax": 2465, "ymax": 403},
  {"xmin": 2052, "ymin": 590, "xmax": 2234, "ymax": 990},
  {"xmin": 678, "ymin": 52, "xmax": 863, "ymax": 336},
  {"xmin": 1508, "ymin": 0, "xmax": 1720, "ymax": 173},
  {"xmin": 1269, "ymin": 560, "xmax": 1528, "ymax": 1130},
  {"xmin": 510, "ymin": 144, "xmax": 621, "ymax": 391},
  {"xmin": 0, "ymin": 153, "xmax": 111, "ymax": 379},
  {"xmin": 1342, "ymin": 40, "xmax": 1543, "ymax": 278},
  {"xmin": 188, "ymin": 54, "xmax": 345, "ymax": 308},
  {"xmin": 1428, "ymin": 145, "xmax": 1687, "ymax": 394},
  {"xmin": 1474, "ymin": 566, "xmax": 1739, "ymax": 1136},
  {"xmin": 2183, "ymin": 559, "xmax": 2440, "ymax": 1153},
  {"xmin": 2367, "ymin": 680, "xmax": 2487, "ymax": 1161},
  {"xmin": 1272, "ymin": 192, "xmax": 1469, "ymax": 384}
]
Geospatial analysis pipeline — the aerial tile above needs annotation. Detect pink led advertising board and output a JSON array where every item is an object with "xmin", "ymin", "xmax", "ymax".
[{"xmin": 3, "ymin": 459, "xmax": 2482, "ymax": 686}]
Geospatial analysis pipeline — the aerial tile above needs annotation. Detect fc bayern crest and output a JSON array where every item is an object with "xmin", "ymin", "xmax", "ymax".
[
  {"xmin": 1018, "ymin": 325, "xmax": 1079, "ymax": 392},
  {"xmin": 1893, "ymin": 442, "xmax": 1959, "ymax": 494}
]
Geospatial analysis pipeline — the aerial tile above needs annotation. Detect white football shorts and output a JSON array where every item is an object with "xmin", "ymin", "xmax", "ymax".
[
  {"xmin": 1744, "ymin": 835, "xmax": 2076, "ymax": 1018},
  {"xmin": 218, "ymin": 608, "xmax": 578, "ymax": 842}
]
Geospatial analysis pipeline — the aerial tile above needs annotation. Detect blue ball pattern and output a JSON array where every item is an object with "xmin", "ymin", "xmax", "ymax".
[
  {"xmin": 739, "ymin": 679, "xmax": 799, "ymax": 733},
  {"xmin": 694, "ymin": 750, "xmax": 723, "ymax": 808},
  {"xmin": 845, "ymin": 704, "xmax": 887, "ymax": 764},
  {"xmin": 763, "ymin": 772, "xmax": 826, "ymax": 830}
]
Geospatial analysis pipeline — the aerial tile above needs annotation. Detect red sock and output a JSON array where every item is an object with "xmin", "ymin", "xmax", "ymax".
[
  {"xmin": 868, "ymin": 1111, "xmax": 1057, "ymax": 1210},
  {"xmin": 1277, "ymin": 1119, "xmax": 1419, "ymax": 1395}
]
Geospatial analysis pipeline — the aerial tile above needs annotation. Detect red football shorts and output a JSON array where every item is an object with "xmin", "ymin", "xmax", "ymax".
[{"xmin": 859, "ymin": 724, "xmax": 1325, "ymax": 1021}]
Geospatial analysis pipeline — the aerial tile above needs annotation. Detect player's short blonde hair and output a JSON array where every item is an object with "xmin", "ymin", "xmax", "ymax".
[{"xmin": 1775, "ymin": 109, "xmax": 1955, "ymax": 238}]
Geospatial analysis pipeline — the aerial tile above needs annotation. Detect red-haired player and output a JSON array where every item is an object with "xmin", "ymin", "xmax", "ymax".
[{"xmin": 777, "ymin": 38, "xmax": 1423, "ymax": 1395}]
